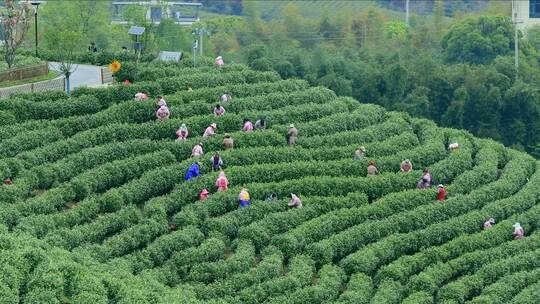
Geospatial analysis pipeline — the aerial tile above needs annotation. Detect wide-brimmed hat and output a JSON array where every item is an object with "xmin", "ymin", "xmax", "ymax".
[
  {"xmin": 438, "ymin": 184, "xmax": 444, "ymax": 188},
  {"xmin": 289, "ymin": 124, "xmax": 295, "ymax": 128},
  {"xmin": 513, "ymin": 223, "xmax": 522, "ymax": 228},
  {"xmin": 210, "ymin": 123, "xmax": 217, "ymax": 128},
  {"xmin": 359, "ymin": 146, "xmax": 366, "ymax": 151},
  {"xmin": 200, "ymin": 189, "xmax": 209, "ymax": 195}
]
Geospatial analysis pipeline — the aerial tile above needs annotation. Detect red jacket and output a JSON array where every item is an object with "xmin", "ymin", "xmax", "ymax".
[{"xmin": 437, "ymin": 187, "xmax": 446, "ymax": 201}]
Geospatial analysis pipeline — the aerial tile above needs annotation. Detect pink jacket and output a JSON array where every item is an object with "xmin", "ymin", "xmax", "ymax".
[
  {"xmin": 216, "ymin": 173, "xmax": 229, "ymax": 191},
  {"xmin": 156, "ymin": 106, "xmax": 170, "ymax": 119},
  {"xmin": 191, "ymin": 144, "xmax": 203, "ymax": 157},
  {"xmin": 176, "ymin": 128, "xmax": 188, "ymax": 139},
  {"xmin": 215, "ymin": 56, "xmax": 224, "ymax": 67},
  {"xmin": 288, "ymin": 194, "xmax": 303, "ymax": 208},
  {"xmin": 214, "ymin": 106, "xmax": 225, "ymax": 116},
  {"xmin": 157, "ymin": 99, "xmax": 167, "ymax": 107},
  {"xmin": 483, "ymin": 221, "xmax": 493, "ymax": 229},
  {"xmin": 134, "ymin": 93, "xmax": 148, "ymax": 101},
  {"xmin": 203, "ymin": 126, "xmax": 215, "ymax": 137},
  {"xmin": 243, "ymin": 121, "xmax": 254, "ymax": 132},
  {"xmin": 514, "ymin": 227, "xmax": 524, "ymax": 239}
]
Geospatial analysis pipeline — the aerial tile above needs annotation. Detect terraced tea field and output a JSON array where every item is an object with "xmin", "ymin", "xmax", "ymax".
[{"xmin": 0, "ymin": 61, "xmax": 539, "ymax": 303}]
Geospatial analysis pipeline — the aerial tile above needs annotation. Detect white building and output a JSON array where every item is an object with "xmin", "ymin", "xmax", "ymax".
[
  {"xmin": 515, "ymin": 0, "xmax": 540, "ymax": 31},
  {"xmin": 111, "ymin": 1, "xmax": 202, "ymax": 25}
]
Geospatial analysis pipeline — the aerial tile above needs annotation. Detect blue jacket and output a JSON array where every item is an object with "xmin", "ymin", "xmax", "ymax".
[{"xmin": 185, "ymin": 163, "xmax": 200, "ymax": 181}]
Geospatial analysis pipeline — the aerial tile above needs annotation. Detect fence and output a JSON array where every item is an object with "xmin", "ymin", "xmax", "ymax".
[
  {"xmin": 0, "ymin": 63, "xmax": 49, "ymax": 83},
  {"xmin": 100, "ymin": 67, "xmax": 114, "ymax": 84},
  {"xmin": 0, "ymin": 76, "xmax": 65, "ymax": 99}
]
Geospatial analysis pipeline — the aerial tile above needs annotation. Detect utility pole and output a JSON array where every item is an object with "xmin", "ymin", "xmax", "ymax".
[
  {"xmin": 406, "ymin": 0, "xmax": 410, "ymax": 26},
  {"xmin": 512, "ymin": 0, "xmax": 523, "ymax": 79},
  {"xmin": 193, "ymin": 39, "xmax": 198, "ymax": 66},
  {"xmin": 193, "ymin": 27, "xmax": 210, "ymax": 58}
]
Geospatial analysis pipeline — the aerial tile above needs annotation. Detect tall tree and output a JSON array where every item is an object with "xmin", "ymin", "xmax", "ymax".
[
  {"xmin": 41, "ymin": 0, "xmax": 113, "ymax": 51},
  {"xmin": 441, "ymin": 15, "xmax": 515, "ymax": 64},
  {"xmin": 1, "ymin": 0, "xmax": 32, "ymax": 69}
]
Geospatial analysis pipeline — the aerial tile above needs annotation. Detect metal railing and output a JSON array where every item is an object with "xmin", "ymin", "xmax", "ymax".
[{"xmin": 0, "ymin": 76, "xmax": 65, "ymax": 99}]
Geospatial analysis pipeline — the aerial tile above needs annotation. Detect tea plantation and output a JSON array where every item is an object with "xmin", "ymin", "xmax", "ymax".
[{"xmin": 0, "ymin": 61, "xmax": 539, "ymax": 304}]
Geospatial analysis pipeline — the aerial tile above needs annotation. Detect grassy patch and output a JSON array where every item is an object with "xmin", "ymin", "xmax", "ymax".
[{"xmin": 0, "ymin": 71, "xmax": 60, "ymax": 88}]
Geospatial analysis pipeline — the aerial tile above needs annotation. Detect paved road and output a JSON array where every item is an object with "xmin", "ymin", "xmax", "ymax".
[{"xmin": 48, "ymin": 62, "xmax": 103, "ymax": 90}]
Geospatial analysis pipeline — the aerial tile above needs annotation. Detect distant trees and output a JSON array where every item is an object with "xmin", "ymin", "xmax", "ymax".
[
  {"xmin": 442, "ymin": 15, "xmax": 514, "ymax": 64},
  {"xmin": 40, "ymin": 0, "xmax": 114, "ymax": 52}
]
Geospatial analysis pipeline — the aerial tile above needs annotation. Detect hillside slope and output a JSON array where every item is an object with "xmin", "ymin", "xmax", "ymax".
[{"xmin": 0, "ymin": 61, "xmax": 539, "ymax": 303}]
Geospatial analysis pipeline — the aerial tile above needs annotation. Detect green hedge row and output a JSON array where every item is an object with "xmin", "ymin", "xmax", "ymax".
[
  {"xmin": 468, "ymin": 268, "xmax": 540, "ymax": 304},
  {"xmin": 75, "ymin": 216, "xmax": 169, "ymax": 262},
  {"xmin": 0, "ymin": 100, "xmax": 156, "ymax": 144},
  {"xmin": 266, "ymin": 264, "xmax": 346, "ymax": 304},
  {"xmin": 229, "ymin": 255, "xmax": 315, "ymax": 304},
  {"xmin": 9, "ymin": 150, "xmax": 175, "ymax": 230},
  {"xmin": 355, "ymin": 154, "xmax": 537, "ymax": 283},
  {"xmin": 173, "ymin": 172, "xmax": 422, "ymax": 233},
  {"xmin": 209, "ymin": 194, "xmax": 369, "ymax": 242},
  {"xmin": 0, "ymin": 127, "xmax": 64, "ymax": 160},
  {"xmin": 231, "ymin": 194, "xmax": 369, "ymax": 250},
  {"xmin": 69, "ymin": 122, "xmax": 412, "ymax": 264},
  {"xmin": 306, "ymin": 152, "xmax": 534, "ymax": 268},
  {"xmin": 110, "ymin": 225, "xmax": 205, "ymax": 275},
  {"xmin": 12, "ymin": 130, "xmax": 290, "ymax": 237},
  {"xmin": 374, "ymin": 143, "xmax": 506, "ymax": 283},
  {"xmin": 101, "ymin": 130, "xmax": 418, "ymax": 268},
  {"xmin": 370, "ymin": 279, "xmax": 404, "ymax": 304},
  {"xmin": 9, "ymin": 90, "xmax": 68, "ymax": 103},
  {"xmin": 72, "ymin": 69, "xmax": 279, "ymax": 101},
  {"xmin": 508, "ymin": 279, "xmax": 540, "ymax": 304},
  {"xmin": 0, "ymin": 71, "xmax": 282, "ymax": 139},
  {"xmin": 186, "ymin": 240, "xmax": 256, "ymax": 285},
  {"xmin": 0, "ymin": 95, "xmax": 108, "ymax": 122},
  {"xmin": 149, "ymin": 237, "xmax": 227, "ymax": 286},
  {"xmin": 0, "ymin": 77, "xmax": 298, "ymax": 142},
  {"xmin": 272, "ymin": 105, "xmax": 391, "ymax": 138},
  {"xmin": 144, "ymin": 132, "xmax": 411, "ymax": 223},
  {"xmin": 44, "ymin": 206, "xmax": 141, "ymax": 250},
  {"xmin": 165, "ymin": 79, "xmax": 309, "ymax": 104},
  {"xmin": 437, "ymin": 247, "xmax": 540, "ymax": 303},
  {"xmin": 193, "ymin": 252, "xmax": 284, "ymax": 300},
  {"xmin": 158, "ymin": 70, "xmax": 280, "ymax": 95},
  {"xmin": 335, "ymin": 273, "xmax": 373, "ymax": 304},
  {"xmin": 169, "ymin": 86, "xmax": 337, "ymax": 118},
  {"xmin": 270, "ymin": 144, "xmax": 470, "ymax": 260},
  {"xmin": 135, "ymin": 64, "xmax": 248, "ymax": 82},
  {"xmin": 405, "ymin": 199, "xmax": 540, "ymax": 296},
  {"xmin": 5, "ymin": 95, "xmax": 351, "ymax": 180},
  {"xmin": 0, "ymin": 98, "xmax": 377, "ymax": 183}
]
